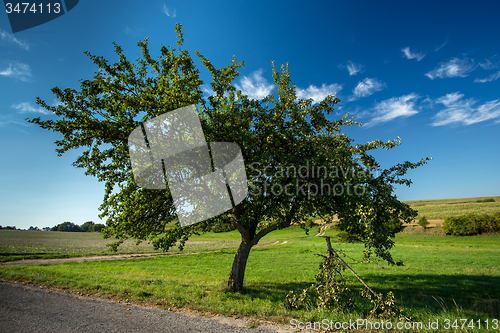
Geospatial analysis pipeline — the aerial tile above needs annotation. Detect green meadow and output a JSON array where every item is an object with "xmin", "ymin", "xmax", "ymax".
[{"xmin": 1, "ymin": 196, "xmax": 499, "ymax": 332}]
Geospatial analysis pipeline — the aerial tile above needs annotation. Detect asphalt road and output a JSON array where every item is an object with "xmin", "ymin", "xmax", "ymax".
[{"xmin": 0, "ymin": 282, "xmax": 298, "ymax": 333}]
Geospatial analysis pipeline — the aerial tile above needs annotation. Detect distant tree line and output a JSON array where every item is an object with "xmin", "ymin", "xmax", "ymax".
[
  {"xmin": 27, "ymin": 226, "xmax": 51, "ymax": 231},
  {"xmin": 51, "ymin": 221, "xmax": 105, "ymax": 232},
  {"xmin": 1, "ymin": 222, "xmax": 105, "ymax": 232}
]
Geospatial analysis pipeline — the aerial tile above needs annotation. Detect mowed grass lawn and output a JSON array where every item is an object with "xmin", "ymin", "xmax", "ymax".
[{"xmin": 1, "ymin": 225, "xmax": 500, "ymax": 331}]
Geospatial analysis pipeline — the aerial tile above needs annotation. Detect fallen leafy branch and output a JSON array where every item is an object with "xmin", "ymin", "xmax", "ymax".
[{"xmin": 286, "ymin": 236, "xmax": 410, "ymax": 321}]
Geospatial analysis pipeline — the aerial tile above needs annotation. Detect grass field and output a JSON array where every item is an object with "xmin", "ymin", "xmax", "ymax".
[
  {"xmin": 1, "ymin": 196, "xmax": 500, "ymax": 331},
  {"xmin": 0, "ymin": 230, "xmax": 162, "ymax": 262},
  {"xmin": 404, "ymin": 196, "xmax": 500, "ymax": 219},
  {"xmin": 0, "ymin": 229, "xmax": 278, "ymax": 263}
]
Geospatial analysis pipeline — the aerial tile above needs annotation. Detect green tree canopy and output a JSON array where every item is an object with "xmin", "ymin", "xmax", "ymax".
[
  {"xmin": 81, "ymin": 221, "xmax": 95, "ymax": 232},
  {"xmin": 51, "ymin": 222, "xmax": 81, "ymax": 232},
  {"xmin": 91, "ymin": 223, "xmax": 106, "ymax": 232},
  {"xmin": 29, "ymin": 24, "xmax": 429, "ymax": 291}
]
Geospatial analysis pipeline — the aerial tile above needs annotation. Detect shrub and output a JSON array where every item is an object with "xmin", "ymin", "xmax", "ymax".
[
  {"xmin": 418, "ymin": 216, "xmax": 430, "ymax": 230},
  {"xmin": 304, "ymin": 218, "xmax": 318, "ymax": 229},
  {"xmin": 476, "ymin": 198, "xmax": 495, "ymax": 203},
  {"xmin": 443, "ymin": 212, "xmax": 500, "ymax": 236}
]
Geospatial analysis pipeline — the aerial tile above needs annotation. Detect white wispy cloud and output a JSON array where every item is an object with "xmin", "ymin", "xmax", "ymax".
[
  {"xmin": 12, "ymin": 102, "xmax": 52, "ymax": 115},
  {"xmin": 162, "ymin": 4, "xmax": 176, "ymax": 17},
  {"xmin": 425, "ymin": 57, "xmax": 475, "ymax": 79},
  {"xmin": 235, "ymin": 69, "xmax": 274, "ymax": 100},
  {"xmin": 339, "ymin": 61, "xmax": 364, "ymax": 76},
  {"xmin": 51, "ymin": 98, "xmax": 66, "ymax": 108},
  {"xmin": 0, "ymin": 111, "xmax": 27, "ymax": 127},
  {"xmin": 475, "ymin": 71, "xmax": 500, "ymax": 83},
  {"xmin": 364, "ymin": 93, "xmax": 419, "ymax": 127},
  {"xmin": 202, "ymin": 85, "xmax": 216, "ymax": 97},
  {"xmin": 0, "ymin": 119, "xmax": 31, "ymax": 128},
  {"xmin": 0, "ymin": 62, "xmax": 32, "ymax": 81},
  {"xmin": 349, "ymin": 78, "xmax": 385, "ymax": 101},
  {"xmin": 431, "ymin": 92, "xmax": 500, "ymax": 126},
  {"xmin": 0, "ymin": 29, "xmax": 30, "ymax": 50},
  {"xmin": 296, "ymin": 83, "xmax": 343, "ymax": 104},
  {"xmin": 434, "ymin": 40, "xmax": 448, "ymax": 52},
  {"xmin": 479, "ymin": 57, "xmax": 500, "ymax": 70},
  {"xmin": 402, "ymin": 47, "xmax": 426, "ymax": 61},
  {"xmin": 124, "ymin": 26, "xmax": 144, "ymax": 37}
]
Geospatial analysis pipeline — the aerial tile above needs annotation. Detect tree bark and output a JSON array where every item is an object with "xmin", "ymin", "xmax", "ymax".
[
  {"xmin": 227, "ymin": 240, "xmax": 253, "ymax": 292},
  {"xmin": 226, "ymin": 206, "xmax": 297, "ymax": 292}
]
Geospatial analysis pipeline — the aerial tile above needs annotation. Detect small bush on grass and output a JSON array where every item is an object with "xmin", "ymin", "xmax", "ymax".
[
  {"xmin": 477, "ymin": 198, "xmax": 495, "ymax": 203},
  {"xmin": 336, "ymin": 232, "xmax": 362, "ymax": 243},
  {"xmin": 399, "ymin": 225, "xmax": 444, "ymax": 236},
  {"xmin": 418, "ymin": 216, "xmax": 430, "ymax": 230},
  {"xmin": 304, "ymin": 218, "xmax": 318, "ymax": 229}
]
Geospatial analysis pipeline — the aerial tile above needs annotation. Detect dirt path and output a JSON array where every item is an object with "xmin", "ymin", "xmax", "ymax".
[
  {"xmin": 0, "ymin": 252, "xmax": 169, "ymax": 266},
  {"xmin": 0, "ymin": 240, "xmax": 287, "ymax": 266},
  {"xmin": 406, "ymin": 219, "xmax": 444, "ymax": 227}
]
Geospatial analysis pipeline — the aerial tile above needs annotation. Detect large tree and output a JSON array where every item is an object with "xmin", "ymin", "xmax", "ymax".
[{"xmin": 29, "ymin": 24, "xmax": 429, "ymax": 292}]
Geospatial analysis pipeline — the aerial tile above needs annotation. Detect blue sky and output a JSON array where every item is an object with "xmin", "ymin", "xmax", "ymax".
[{"xmin": 1, "ymin": 0, "xmax": 499, "ymax": 229}]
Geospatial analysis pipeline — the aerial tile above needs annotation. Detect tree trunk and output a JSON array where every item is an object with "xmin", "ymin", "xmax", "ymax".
[
  {"xmin": 226, "ymin": 208, "xmax": 294, "ymax": 292},
  {"xmin": 227, "ymin": 240, "xmax": 253, "ymax": 292}
]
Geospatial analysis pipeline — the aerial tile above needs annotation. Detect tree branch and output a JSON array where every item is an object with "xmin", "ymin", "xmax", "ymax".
[
  {"xmin": 324, "ymin": 236, "xmax": 378, "ymax": 297},
  {"xmin": 251, "ymin": 203, "xmax": 298, "ymax": 246}
]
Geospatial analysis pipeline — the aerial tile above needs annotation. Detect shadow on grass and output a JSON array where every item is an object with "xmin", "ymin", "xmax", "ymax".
[
  {"xmin": 240, "ymin": 274, "xmax": 500, "ymax": 318},
  {"xmin": 365, "ymin": 274, "xmax": 500, "ymax": 318}
]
